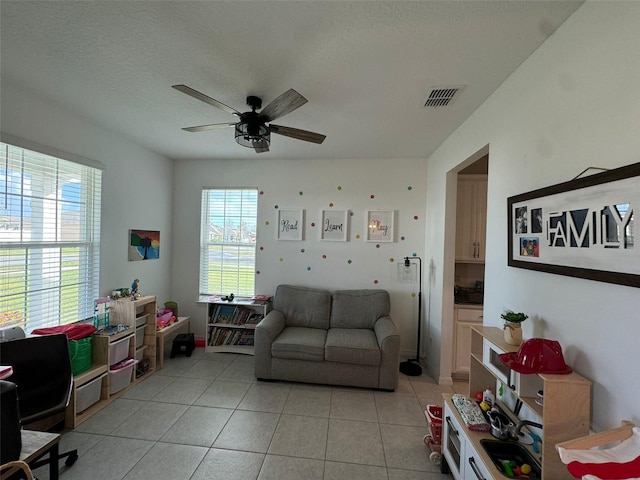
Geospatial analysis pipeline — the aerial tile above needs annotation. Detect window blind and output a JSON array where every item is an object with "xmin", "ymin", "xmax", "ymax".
[
  {"xmin": 199, "ymin": 188, "xmax": 257, "ymax": 297},
  {"xmin": 0, "ymin": 142, "xmax": 102, "ymax": 332}
]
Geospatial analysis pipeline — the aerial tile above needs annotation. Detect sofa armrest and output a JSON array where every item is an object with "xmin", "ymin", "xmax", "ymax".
[
  {"xmin": 374, "ymin": 316, "xmax": 401, "ymax": 390},
  {"xmin": 254, "ymin": 310, "xmax": 287, "ymax": 379}
]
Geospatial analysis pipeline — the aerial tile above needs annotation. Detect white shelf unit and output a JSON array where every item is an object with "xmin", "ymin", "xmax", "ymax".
[{"xmin": 206, "ymin": 300, "xmax": 270, "ymax": 354}]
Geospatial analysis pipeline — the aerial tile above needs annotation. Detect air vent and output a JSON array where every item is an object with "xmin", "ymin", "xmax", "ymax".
[{"xmin": 422, "ymin": 85, "xmax": 466, "ymax": 108}]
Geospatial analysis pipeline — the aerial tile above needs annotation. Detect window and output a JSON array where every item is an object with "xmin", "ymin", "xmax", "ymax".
[
  {"xmin": 199, "ymin": 188, "xmax": 257, "ymax": 297},
  {"xmin": 0, "ymin": 142, "xmax": 102, "ymax": 332}
]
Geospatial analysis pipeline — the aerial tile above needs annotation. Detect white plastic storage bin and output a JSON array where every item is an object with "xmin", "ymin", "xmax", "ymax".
[
  {"xmin": 76, "ymin": 372, "xmax": 107, "ymax": 413},
  {"xmin": 109, "ymin": 335, "xmax": 133, "ymax": 366},
  {"xmin": 135, "ymin": 325, "xmax": 146, "ymax": 348},
  {"xmin": 109, "ymin": 359, "xmax": 137, "ymax": 394},
  {"xmin": 135, "ymin": 314, "xmax": 148, "ymax": 328}
]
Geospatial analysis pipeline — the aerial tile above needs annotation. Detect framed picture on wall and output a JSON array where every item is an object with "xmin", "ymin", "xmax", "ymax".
[
  {"xmin": 507, "ymin": 161, "xmax": 640, "ymax": 288},
  {"xmin": 366, "ymin": 210, "xmax": 394, "ymax": 242},
  {"xmin": 321, "ymin": 210, "xmax": 348, "ymax": 241},
  {"xmin": 277, "ymin": 209, "xmax": 304, "ymax": 240},
  {"xmin": 129, "ymin": 229, "xmax": 160, "ymax": 261}
]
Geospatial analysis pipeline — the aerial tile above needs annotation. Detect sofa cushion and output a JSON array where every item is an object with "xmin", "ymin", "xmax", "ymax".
[
  {"xmin": 330, "ymin": 289, "xmax": 390, "ymax": 329},
  {"xmin": 272, "ymin": 326, "xmax": 327, "ymax": 362},
  {"xmin": 325, "ymin": 328, "xmax": 381, "ymax": 366},
  {"xmin": 273, "ymin": 284, "xmax": 331, "ymax": 329}
]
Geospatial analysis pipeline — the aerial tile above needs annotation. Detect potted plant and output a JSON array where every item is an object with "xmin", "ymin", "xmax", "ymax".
[{"xmin": 501, "ymin": 310, "xmax": 528, "ymax": 346}]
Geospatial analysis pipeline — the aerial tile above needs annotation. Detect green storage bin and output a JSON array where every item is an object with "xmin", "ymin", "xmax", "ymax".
[{"xmin": 68, "ymin": 337, "xmax": 92, "ymax": 376}]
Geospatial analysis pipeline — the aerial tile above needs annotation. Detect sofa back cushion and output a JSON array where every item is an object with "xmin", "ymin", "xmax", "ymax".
[
  {"xmin": 330, "ymin": 289, "xmax": 390, "ymax": 329},
  {"xmin": 273, "ymin": 284, "xmax": 331, "ymax": 329}
]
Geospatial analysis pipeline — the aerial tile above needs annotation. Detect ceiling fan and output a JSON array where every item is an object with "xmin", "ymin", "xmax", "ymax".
[{"xmin": 172, "ymin": 85, "xmax": 326, "ymax": 154}]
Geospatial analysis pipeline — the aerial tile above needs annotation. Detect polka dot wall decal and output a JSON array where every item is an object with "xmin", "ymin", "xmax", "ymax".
[
  {"xmin": 355, "ymin": 234, "xmax": 361, "ymax": 239},
  {"xmin": 347, "ymin": 259, "xmax": 352, "ymax": 264},
  {"xmin": 400, "ymin": 236, "xmax": 405, "ymax": 241},
  {"xmin": 279, "ymin": 258, "xmax": 284, "ymax": 262},
  {"xmin": 411, "ymin": 292, "xmax": 417, "ymax": 298},
  {"xmin": 349, "ymin": 211, "xmax": 354, "ymax": 216},
  {"xmin": 256, "ymin": 270, "xmax": 261, "ymax": 274},
  {"xmin": 307, "ymin": 266, "xmax": 311, "ymax": 271},
  {"xmin": 329, "ymin": 203, "xmax": 334, "ymax": 207},
  {"xmin": 337, "ymin": 186, "xmax": 342, "ymax": 190},
  {"xmin": 265, "ymin": 221, "xmax": 270, "ymax": 225},
  {"xmin": 259, "ymin": 246, "xmax": 264, "ymax": 251},
  {"xmin": 373, "ymin": 279, "xmax": 379, "ymax": 284},
  {"xmin": 389, "ymin": 258, "xmax": 395, "ymax": 263},
  {"xmin": 414, "ymin": 215, "xmax": 419, "ymax": 220},
  {"xmin": 322, "ymin": 255, "xmax": 327, "ymax": 259},
  {"xmin": 376, "ymin": 244, "xmax": 381, "ymax": 248},
  {"xmin": 299, "ymin": 191, "xmax": 304, "ymax": 195},
  {"xmin": 408, "ymin": 186, "xmax": 412, "ymax": 191},
  {"xmin": 259, "ymin": 191, "xmax": 264, "ymax": 195},
  {"xmin": 274, "ymin": 205, "xmax": 279, "ymax": 209},
  {"xmin": 370, "ymin": 194, "xmax": 375, "ymax": 199},
  {"xmin": 311, "ymin": 222, "xmax": 316, "ymax": 227},
  {"xmin": 300, "ymin": 248, "xmax": 305, "ymax": 253}
]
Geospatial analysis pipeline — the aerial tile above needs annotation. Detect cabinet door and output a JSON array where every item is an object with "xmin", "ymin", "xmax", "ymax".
[
  {"xmin": 443, "ymin": 403, "xmax": 466, "ymax": 480},
  {"xmin": 464, "ymin": 441, "xmax": 492, "ymax": 480},
  {"xmin": 455, "ymin": 176, "xmax": 487, "ymax": 262},
  {"xmin": 474, "ymin": 178, "xmax": 488, "ymax": 261},
  {"xmin": 455, "ymin": 179, "xmax": 477, "ymax": 261},
  {"xmin": 453, "ymin": 308, "xmax": 483, "ymax": 375},
  {"xmin": 454, "ymin": 321, "xmax": 475, "ymax": 374}
]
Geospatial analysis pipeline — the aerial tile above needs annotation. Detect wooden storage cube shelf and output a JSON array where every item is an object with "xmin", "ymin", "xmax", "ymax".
[
  {"xmin": 111, "ymin": 295, "xmax": 157, "ymax": 375},
  {"xmin": 66, "ymin": 295, "xmax": 159, "ymax": 429}
]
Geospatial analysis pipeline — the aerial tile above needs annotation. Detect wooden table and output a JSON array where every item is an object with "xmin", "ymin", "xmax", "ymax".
[
  {"xmin": 0, "ymin": 430, "xmax": 61, "ymax": 480},
  {"xmin": 155, "ymin": 316, "xmax": 190, "ymax": 370}
]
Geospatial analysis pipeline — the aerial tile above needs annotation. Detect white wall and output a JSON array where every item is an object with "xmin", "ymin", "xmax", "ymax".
[
  {"xmin": 170, "ymin": 157, "xmax": 427, "ymax": 357},
  {"xmin": 1, "ymin": 81, "xmax": 174, "ymax": 303},
  {"xmin": 424, "ymin": 1, "xmax": 640, "ymax": 431}
]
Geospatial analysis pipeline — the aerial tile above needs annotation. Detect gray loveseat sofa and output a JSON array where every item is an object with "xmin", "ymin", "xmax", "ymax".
[{"xmin": 254, "ymin": 284, "xmax": 400, "ymax": 390}]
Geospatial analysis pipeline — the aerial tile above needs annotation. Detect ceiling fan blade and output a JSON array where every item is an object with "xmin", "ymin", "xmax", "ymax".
[
  {"xmin": 182, "ymin": 122, "xmax": 236, "ymax": 133},
  {"xmin": 172, "ymin": 84, "xmax": 240, "ymax": 116},
  {"xmin": 260, "ymin": 89, "xmax": 308, "ymax": 122},
  {"xmin": 269, "ymin": 124, "xmax": 326, "ymax": 144},
  {"xmin": 252, "ymin": 141, "xmax": 269, "ymax": 153}
]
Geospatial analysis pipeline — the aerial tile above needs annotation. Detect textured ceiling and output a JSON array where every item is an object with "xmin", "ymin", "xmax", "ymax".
[{"xmin": 0, "ymin": 1, "xmax": 583, "ymax": 161}]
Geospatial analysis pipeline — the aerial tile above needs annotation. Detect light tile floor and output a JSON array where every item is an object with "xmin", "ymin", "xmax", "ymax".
[{"xmin": 36, "ymin": 349, "xmax": 469, "ymax": 480}]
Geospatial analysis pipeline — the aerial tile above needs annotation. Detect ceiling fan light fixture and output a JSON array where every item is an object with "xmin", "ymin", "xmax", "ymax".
[{"xmin": 235, "ymin": 122, "xmax": 270, "ymax": 149}]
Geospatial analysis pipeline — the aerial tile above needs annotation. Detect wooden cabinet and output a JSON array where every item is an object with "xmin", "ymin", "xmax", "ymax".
[
  {"xmin": 206, "ymin": 300, "xmax": 270, "ymax": 355},
  {"xmin": 456, "ymin": 175, "xmax": 487, "ymax": 262},
  {"xmin": 65, "ymin": 296, "xmax": 158, "ymax": 428},
  {"xmin": 466, "ymin": 326, "xmax": 591, "ymax": 480},
  {"xmin": 110, "ymin": 295, "xmax": 157, "ymax": 375},
  {"xmin": 453, "ymin": 307, "xmax": 483, "ymax": 377}
]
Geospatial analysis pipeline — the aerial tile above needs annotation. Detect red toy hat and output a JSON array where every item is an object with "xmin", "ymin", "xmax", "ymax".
[{"xmin": 499, "ymin": 338, "xmax": 573, "ymax": 375}]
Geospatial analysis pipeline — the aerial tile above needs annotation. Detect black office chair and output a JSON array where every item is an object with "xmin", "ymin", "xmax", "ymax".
[{"xmin": 0, "ymin": 334, "xmax": 79, "ymax": 473}]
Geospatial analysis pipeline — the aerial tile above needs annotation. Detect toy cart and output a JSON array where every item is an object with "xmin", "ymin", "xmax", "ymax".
[{"xmin": 423, "ymin": 404, "xmax": 443, "ymax": 465}]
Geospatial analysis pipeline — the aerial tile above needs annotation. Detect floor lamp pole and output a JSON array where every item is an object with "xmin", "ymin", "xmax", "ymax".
[{"xmin": 400, "ymin": 256, "xmax": 423, "ymax": 376}]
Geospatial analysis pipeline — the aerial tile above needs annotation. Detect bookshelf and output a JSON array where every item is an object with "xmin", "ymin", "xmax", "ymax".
[{"xmin": 206, "ymin": 300, "xmax": 270, "ymax": 354}]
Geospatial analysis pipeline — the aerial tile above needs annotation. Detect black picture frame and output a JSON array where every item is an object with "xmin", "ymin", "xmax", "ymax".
[{"xmin": 507, "ymin": 162, "xmax": 639, "ymax": 288}]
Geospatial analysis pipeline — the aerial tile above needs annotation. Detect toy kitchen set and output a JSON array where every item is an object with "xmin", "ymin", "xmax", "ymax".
[{"xmin": 440, "ymin": 326, "xmax": 592, "ymax": 480}]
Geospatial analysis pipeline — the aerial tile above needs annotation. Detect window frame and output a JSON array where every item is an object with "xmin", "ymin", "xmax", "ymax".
[
  {"xmin": 199, "ymin": 187, "xmax": 258, "ymax": 298},
  {"xmin": 0, "ymin": 141, "xmax": 102, "ymax": 332}
]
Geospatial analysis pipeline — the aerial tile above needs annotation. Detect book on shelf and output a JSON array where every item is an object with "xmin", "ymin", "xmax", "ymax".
[
  {"xmin": 207, "ymin": 326, "xmax": 254, "ymax": 347},
  {"xmin": 211, "ymin": 304, "xmax": 236, "ymax": 324},
  {"xmin": 245, "ymin": 313, "xmax": 264, "ymax": 325}
]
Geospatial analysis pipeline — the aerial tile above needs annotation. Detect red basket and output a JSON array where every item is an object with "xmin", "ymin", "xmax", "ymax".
[{"xmin": 425, "ymin": 405, "xmax": 443, "ymax": 445}]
